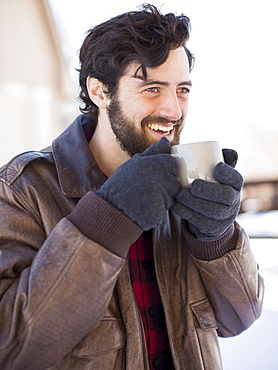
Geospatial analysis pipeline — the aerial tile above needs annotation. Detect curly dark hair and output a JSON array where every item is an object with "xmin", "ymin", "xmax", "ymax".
[{"xmin": 78, "ymin": 4, "xmax": 194, "ymax": 120}]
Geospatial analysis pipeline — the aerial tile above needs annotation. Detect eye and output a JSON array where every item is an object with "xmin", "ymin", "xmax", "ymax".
[
  {"xmin": 177, "ymin": 86, "xmax": 190, "ymax": 94},
  {"xmin": 145, "ymin": 87, "xmax": 160, "ymax": 93}
]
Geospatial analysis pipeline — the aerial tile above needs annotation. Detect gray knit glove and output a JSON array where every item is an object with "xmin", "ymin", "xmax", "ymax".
[
  {"xmin": 172, "ymin": 149, "xmax": 244, "ymax": 241},
  {"xmin": 96, "ymin": 137, "xmax": 180, "ymax": 230}
]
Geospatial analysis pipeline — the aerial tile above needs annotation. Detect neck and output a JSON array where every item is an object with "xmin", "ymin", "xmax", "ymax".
[{"xmin": 89, "ymin": 118, "xmax": 130, "ymax": 177}]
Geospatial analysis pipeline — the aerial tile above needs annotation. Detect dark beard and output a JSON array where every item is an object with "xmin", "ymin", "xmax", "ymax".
[{"xmin": 107, "ymin": 94, "xmax": 183, "ymax": 157}]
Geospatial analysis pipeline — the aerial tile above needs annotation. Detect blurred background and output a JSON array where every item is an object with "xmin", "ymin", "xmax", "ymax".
[{"xmin": 0, "ymin": 0, "xmax": 277, "ymax": 368}]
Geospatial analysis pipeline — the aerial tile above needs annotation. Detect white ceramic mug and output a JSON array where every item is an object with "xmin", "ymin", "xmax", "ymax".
[{"xmin": 171, "ymin": 141, "xmax": 224, "ymax": 187}]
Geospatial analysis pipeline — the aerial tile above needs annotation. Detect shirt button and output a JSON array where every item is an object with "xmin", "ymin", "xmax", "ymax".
[
  {"xmin": 152, "ymin": 358, "xmax": 160, "ymax": 368},
  {"xmin": 142, "ymin": 260, "xmax": 148, "ymax": 269},
  {"xmin": 148, "ymin": 307, "xmax": 154, "ymax": 317}
]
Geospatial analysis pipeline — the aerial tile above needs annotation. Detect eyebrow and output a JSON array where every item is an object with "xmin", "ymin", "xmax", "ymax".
[{"xmin": 134, "ymin": 76, "xmax": 192, "ymax": 87}]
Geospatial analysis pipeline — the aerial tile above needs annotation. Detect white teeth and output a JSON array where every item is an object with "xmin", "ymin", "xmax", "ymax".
[{"xmin": 147, "ymin": 123, "xmax": 174, "ymax": 133}]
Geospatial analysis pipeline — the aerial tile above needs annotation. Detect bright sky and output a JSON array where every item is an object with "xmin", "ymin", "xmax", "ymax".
[{"xmin": 49, "ymin": 0, "xmax": 278, "ymax": 161}]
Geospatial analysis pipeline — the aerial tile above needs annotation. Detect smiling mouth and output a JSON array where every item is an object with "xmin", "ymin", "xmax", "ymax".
[{"xmin": 147, "ymin": 123, "xmax": 174, "ymax": 135}]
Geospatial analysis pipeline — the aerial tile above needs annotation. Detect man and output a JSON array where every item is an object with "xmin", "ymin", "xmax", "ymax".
[{"xmin": 0, "ymin": 4, "xmax": 263, "ymax": 370}]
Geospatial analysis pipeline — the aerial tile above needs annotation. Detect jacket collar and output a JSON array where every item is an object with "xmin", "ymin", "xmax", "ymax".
[{"xmin": 52, "ymin": 115, "xmax": 106, "ymax": 198}]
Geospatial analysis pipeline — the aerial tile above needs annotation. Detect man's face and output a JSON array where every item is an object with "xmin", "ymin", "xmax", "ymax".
[{"xmin": 107, "ymin": 47, "xmax": 191, "ymax": 157}]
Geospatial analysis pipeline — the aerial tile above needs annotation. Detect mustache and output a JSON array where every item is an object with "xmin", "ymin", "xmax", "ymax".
[{"xmin": 141, "ymin": 116, "xmax": 183, "ymax": 126}]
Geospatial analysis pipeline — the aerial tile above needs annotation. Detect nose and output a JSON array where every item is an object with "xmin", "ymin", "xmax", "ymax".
[{"xmin": 157, "ymin": 91, "xmax": 183, "ymax": 121}]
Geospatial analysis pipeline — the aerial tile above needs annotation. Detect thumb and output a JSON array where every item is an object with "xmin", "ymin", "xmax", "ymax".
[
  {"xmin": 222, "ymin": 149, "xmax": 238, "ymax": 168},
  {"xmin": 140, "ymin": 137, "xmax": 171, "ymax": 156}
]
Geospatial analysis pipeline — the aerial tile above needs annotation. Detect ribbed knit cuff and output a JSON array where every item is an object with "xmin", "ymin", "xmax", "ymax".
[
  {"xmin": 183, "ymin": 223, "xmax": 239, "ymax": 260},
  {"xmin": 67, "ymin": 191, "xmax": 143, "ymax": 258}
]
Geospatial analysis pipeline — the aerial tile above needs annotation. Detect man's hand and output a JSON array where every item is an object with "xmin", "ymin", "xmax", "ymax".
[
  {"xmin": 172, "ymin": 149, "xmax": 244, "ymax": 241},
  {"xmin": 96, "ymin": 137, "xmax": 180, "ymax": 230}
]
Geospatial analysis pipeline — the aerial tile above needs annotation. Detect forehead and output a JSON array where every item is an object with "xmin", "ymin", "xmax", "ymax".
[{"xmin": 122, "ymin": 47, "xmax": 191, "ymax": 86}]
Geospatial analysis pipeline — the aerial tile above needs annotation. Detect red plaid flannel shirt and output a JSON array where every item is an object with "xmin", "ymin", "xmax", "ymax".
[{"xmin": 129, "ymin": 230, "xmax": 174, "ymax": 370}]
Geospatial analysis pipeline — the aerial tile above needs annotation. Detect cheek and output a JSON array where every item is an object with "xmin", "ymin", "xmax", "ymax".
[
  {"xmin": 140, "ymin": 103, "xmax": 160, "ymax": 123},
  {"xmin": 180, "ymin": 99, "xmax": 189, "ymax": 117},
  {"xmin": 118, "ymin": 90, "xmax": 157, "ymax": 123},
  {"xmin": 131, "ymin": 105, "xmax": 154, "ymax": 125}
]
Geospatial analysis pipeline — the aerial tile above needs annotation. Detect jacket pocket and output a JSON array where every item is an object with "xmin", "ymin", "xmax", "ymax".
[
  {"xmin": 190, "ymin": 298, "xmax": 223, "ymax": 370},
  {"xmin": 69, "ymin": 316, "xmax": 126, "ymax": 358},
  {"xmin": 190, "ymin": 298, "xmax": 217, "ymax": 330}
]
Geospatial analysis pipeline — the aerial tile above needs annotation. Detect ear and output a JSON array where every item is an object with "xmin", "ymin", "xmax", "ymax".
[{"xmin": 86, "ymin": 77, "xmax": 109, "ymax": 109}]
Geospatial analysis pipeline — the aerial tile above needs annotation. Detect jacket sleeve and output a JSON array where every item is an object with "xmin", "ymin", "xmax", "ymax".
[
  {"xmin": 0, "ymin": 183, "xmax": 141, "ymax": 369},
  {"xmin": 187, "ymin": 222, "xmax": 264, "ymax": 337}
]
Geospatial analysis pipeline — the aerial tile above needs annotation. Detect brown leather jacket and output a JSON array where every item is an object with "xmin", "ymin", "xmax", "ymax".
[{"xmin": 0, "ymin": 116, "xmax": 264, "ymax": 369}]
